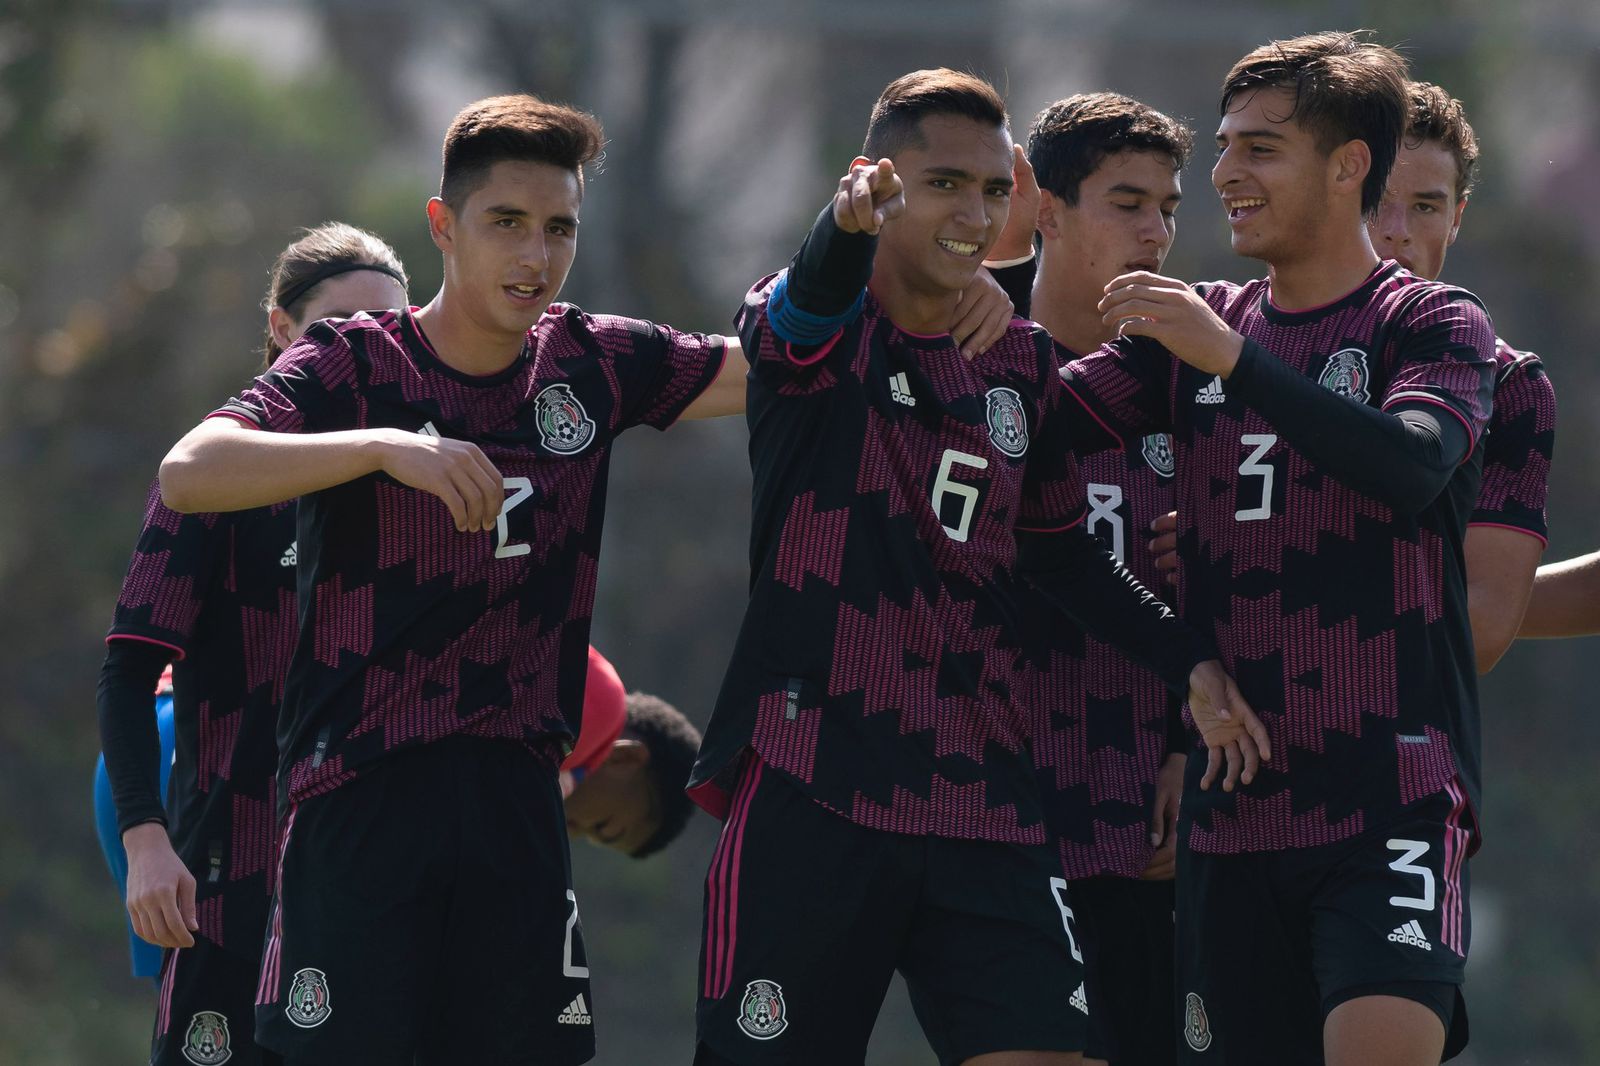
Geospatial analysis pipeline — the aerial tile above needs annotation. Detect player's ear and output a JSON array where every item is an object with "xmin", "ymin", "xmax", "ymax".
[
  {"xmin": 1331, "ymin": 139, "xmax": 1371, "ymax": 201},
  {"xmin": 1447, "ymin": 194, "xmax": 1467, "ymax": 247},
  {"xmin": 426, "ymin": 197, "xmax": 454, "ymax": 252},
  {"xmin": 1037, "ymin": 189, "xmax": 1063, "ymax": 241},
  {"xmin": 607, "ymin": 738, "xmax": 650, "ymax": 768},
  {"xmin": 267, "ymin": 306, "xmax": 299, "ymax": 353}
]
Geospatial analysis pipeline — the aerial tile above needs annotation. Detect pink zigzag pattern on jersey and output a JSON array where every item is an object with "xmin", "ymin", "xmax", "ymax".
[
  {"xmin": 773, "ymin": 491, "xmax": 849, "ymax": 590},
  {"xmin": 196, "ymin": 700, "xmax": 241, "ymax": 789},
  {"xmin": 753, "ymin": 690, "xmax": 823, "ymax": 783},
  {"xmin": 849, "ymin": 780, "xmax": 1031, "ymax": 842},
  {"xmin": 1394, "ymin": 526, "xmax": 1445, "ymax": 623},
  {"xmin": 228, "ymin": 791, "xmax": 277, "ymax": 882},
  {"xmin": 240, "ymin": 586, "xmax": 297, "ymax": 705},
  {"xmin": 312, "ymin": 575, "xmax": 374, "ymax": 666}
]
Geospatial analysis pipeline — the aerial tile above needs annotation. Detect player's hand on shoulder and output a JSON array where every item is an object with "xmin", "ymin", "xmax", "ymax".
[
  {"xmin": 951, "ymin": 269, "xmax": 1015, "ymax": 360},
  {"xmin": 1186, "ymin": 660, "xmax": 1271, "ymax": 792},
  {"xmin": 834, "ymin": 158, "xmax": 905, "ymax": 236},
  {"xmin": 123, "ymin": 821, "xmax": 198, "ymax": 949},
  {"xmin": 373, "ymin": 429, "xmax": 504, "ymax": 534},
  {"xmin": 1150, "ymin": 509, "xmax": 1179, "ymax": 586},
  {"xmin": 1100, "ymin": 273, "xmax": 1244, "ymax": 376}
]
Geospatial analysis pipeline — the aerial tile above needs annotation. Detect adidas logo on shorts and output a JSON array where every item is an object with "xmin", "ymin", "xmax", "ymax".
[
  {"xmin": 1195, "ymin": 376, "xmax": 1226, "ymax": 405},
  {"xmin": 1387, "ymin": 919, "xmax": 1432, "ymax": 951},
  {"xmin": 557, "ymin": 993, "xmax": 593, "ymax": 1025},
  {"xmin": 1069, "ymin": 982, "xmax": 1088, "ymax": 1015}
]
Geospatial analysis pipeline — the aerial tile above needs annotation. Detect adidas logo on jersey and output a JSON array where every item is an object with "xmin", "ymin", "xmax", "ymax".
[
  {"xmin": 1069, "ymin": 982, "xmax": 1088, "ymax": 1015},
  {"xmin": 1195, "ymin": 376, "xmax": 1226, "ymax": 405},
  {"xmin": 557, "ymin": 993, "xmax": 592, "ymax": 1025},
  {"xmin": 280, "ymin": 541, "xmax": 297, "ymax": 567},
  {"xmin": 1387, "ymin": 919, "xmax": 1432, "ymax": 951},
  {"xmin": 889, "ymin": 371, "xmax": 916, "ymax": 407}
]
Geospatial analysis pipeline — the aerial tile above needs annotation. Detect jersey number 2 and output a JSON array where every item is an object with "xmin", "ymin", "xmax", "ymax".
[{"xmin": 495, "ymin": 477, "xmax": 534, "ymax": 559}]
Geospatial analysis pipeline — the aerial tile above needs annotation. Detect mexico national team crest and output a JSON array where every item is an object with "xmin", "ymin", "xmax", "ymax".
[
  {"xmin": 533, "ymin": 383, "xmax": 597, "ymax": 455},
  {"xmin": 737, "ymin": 979, "xmax": 789, "ymax": 1040},
  {"xmin": 1141, "ymin": 432, "xmax": 1176, "ymax": 478},
  {"xmin": 1318, "ymin": 348, "xmax": 1371, "ymax": 403},
  {"xmin": 985, "ymin": 387, "xmax": 1029, "ymax": 458},
  {"xmin": 181, "ymin": 1011, "xmax": 232, "ymax": 1065},
  {"xmin": 1184, "ymin": 992, "xmax": 1213, "ymax": 1052},
  {"xmin": 286, "ymin": 968, "xmax": 332, "ymax": 1029}
]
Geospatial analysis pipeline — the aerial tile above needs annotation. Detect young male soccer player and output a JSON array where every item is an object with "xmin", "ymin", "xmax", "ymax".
[
  {"xmin": 1059, "ymin": 33, "xmax": 1496, "ymax": 1065},
  {"xmin": 1368, "ymin": 82, "xmax": 1556, "ymax": 670},
  {"xmin": 100, "ymin": 223, "xmax": 409, "ymax": 1066},
  {"xmin": 158, "ymin": 95, "xmax": 745, "ymax": 1066},
  {"xmin": 993, "ymin": 92, "xmax": 1196, "ymax": 1066},
  {"xmin": 689, "ymin": 69, "xmax": 1267, "ymax": 1066}
]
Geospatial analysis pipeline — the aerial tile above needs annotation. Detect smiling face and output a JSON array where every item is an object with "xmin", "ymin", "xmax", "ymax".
[
  {"xmin": 429, "ymin": 158, "xmax": 581, "ymax": 343},
  {"xmin": 1045, "ymin": 148, "xmax": 1181, "ymax": 301},
  {"xmin": 873, "ymin": 114, "xmax": 1015, "ymax": 299},
  {"xmin": 1368, "ymin": 138, "xmax": 1466, "ymax": 281},
  {"xmin": 1213, "ymin": 86, "xmax": 1368, "ymax": 268}
]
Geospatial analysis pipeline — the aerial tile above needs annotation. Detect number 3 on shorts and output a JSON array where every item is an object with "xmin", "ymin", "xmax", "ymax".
[
  {"xmin": 1385, "ymin": 839, "xmax": 1436, "ymax": 911},
  {"xmin": 1048, "ymin": 877, "xmax": 1084, "ymax": 963}
]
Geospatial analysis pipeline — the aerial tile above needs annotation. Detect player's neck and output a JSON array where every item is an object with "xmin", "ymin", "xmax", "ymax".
[
  {"xmin": 1032, "ymin": 260, "xmax": 1111, "ymax": 356},
  {"xmin": 1263, "ymin": 227, "xmax": 1383, "ymax": 312},
  {"xmin": 867, "ymin": 270, "xmax": 962, "ymax": 337},
  {"xmin": 413, "ymin": 290, "xmax": 527, "ymax": 377}
]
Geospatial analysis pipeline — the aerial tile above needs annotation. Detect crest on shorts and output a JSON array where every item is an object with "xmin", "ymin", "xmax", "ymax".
[
  {"xmin": 181, "ymin": 1011, "xmax": 232, "ymax": 1065},
  {"xmin": 736, "ymin": 979, "xmax": 789, "ymax": 1040},
  {"xmin": 533, "ymin": 383, "xmax": 597, "ymax": 455},
  {"xmin": 286, "ymin": 968, "xmax": 332, "ymax": 1029},
  {"xmin": 985, "ymin": 387, "xmax": 1029, "ymax": 458},
  {"xmin": 1184, "ymin": 992, "xmax": 1213, "ymax": 1052},
  {"xmin": 1318, "ymin": 348, "xmax": 1371, "ymax": 403},
  {"xmin": 1141, "ymin": 433, "xmax": 1176, "ymax": 478}
]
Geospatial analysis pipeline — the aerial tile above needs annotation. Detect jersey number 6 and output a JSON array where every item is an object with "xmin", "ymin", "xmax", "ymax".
[{"xmin": 932, "ymin": 449, "xmax": 989, "ymax": 543}]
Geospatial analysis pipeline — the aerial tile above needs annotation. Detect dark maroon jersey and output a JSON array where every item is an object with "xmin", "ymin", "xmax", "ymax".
[
  {"xmin": 1470, "ymin": 339, "xmax": 1555, "ymax": 542},
  {"xmin": 215, "ymin": 307, "xmax": 722, "ymax": 803},
  {"xmin": 108, "ymin": 482, "xmax": 296, "ymax": 957},
  {"xmin": 1020, "ymin": 415, "xmax": 1180, "ymax": 879},
  {"xmin": 1061, "ymin": 262, "xmax": 1495, "ymax": 854},
  {"xmin": 689, "ymin": 274, "xmax": 1087, "ymax": 844}
]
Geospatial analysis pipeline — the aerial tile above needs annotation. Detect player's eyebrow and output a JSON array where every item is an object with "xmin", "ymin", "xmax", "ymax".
[
  {"xmin": 1106, "ymin": 183, "xmax": 1182, "ymax": 204},
  {"xmin": 1412, "ymin": 189, "xmax": 1451, "ymax": 202},
  {"xmin": 483, "ymin": 204, "xmax": 580, "ymax": 228},
  {"xmin": 923, "ymin": 166, "xmax": 1015, "ymax": 190},
  {"xmin": 1215, "ymin": 128, "xmax": 1288, "ymax": 145}
]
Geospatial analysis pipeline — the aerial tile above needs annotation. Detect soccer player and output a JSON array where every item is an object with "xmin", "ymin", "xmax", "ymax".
[
  {"xmin": 99, "ymin": 223, "xmax": 408, "ymax": 1066},
  {"xmin": 688, "ymin": 69, "xmax": 1266, "ymax": 1066},
  {"xmin": 1060, "ymin": 33, "xmax": 1496, "ymax": 1064},
  {"xmin": 562, "ymin": 648, "xmax": 707, "ymax": 858},
  {"xmin": 157, "ymin": 96, "xmax": 744, "ymax": 1066},
  {"xmin": 1368, "ymin": 82, "xmax": 1556, "ymax": 670},
  {"xmin": 992, "ymin": 92, "xmax": 1197, "ymax": 1066}
]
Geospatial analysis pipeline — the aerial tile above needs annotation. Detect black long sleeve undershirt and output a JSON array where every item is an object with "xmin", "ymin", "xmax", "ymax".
[
  {"xmin": 1227, "ymin": 340, "xmax": 1472, "ymax": 514},
  {"xmin": 97, "ymin": 640, "xmax": 173, "ymax": 835},
  {"xmin": 1017, "ymin": 525, "xmax": 1214, "ymax": 696},
  {"xmin": 988, "ymin": 256, "xmax": 1037, "ymax": 321},
  {"xmin": 786, "ymin": 206, "xmax": 878, "ymax": 317}
]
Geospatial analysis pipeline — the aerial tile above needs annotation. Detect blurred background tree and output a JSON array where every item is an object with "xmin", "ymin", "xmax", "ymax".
[{"xmin": 2, "ymin": 1, "xmax": 1596, "ymax": 1062}]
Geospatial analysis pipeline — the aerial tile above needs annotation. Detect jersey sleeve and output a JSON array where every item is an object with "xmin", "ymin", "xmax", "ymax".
[
  {"xmin": 105, "ymin": 480, "xmax": 228, "ymax": 659},
  {"xmin": 581, "ymin": 311, "xmax": 727, "ymax": 433},
  {"xmin": 1018, "ymin": 332, "xmax": 1088, "ymax": 533},
  {"xmin": 1381, "ymin": 286, "xmax": 1495, "ymax": 451},
  {"xmin": 1057, "ymin": 335, "xmax": 1173, "ymax": 453},
  {"xmin": 211, "ymin": 321, "xmax": 361, "ymax": 433},
  {"xmin": 562, "ymin": 646, "xmax": 628, "ymax": 774},
  {"xmin": 737, "ymin": 271, "xmax": 860, "ymax": 395},
  {"xmin": 1471, "ymin": 356, "xmax": 1556, "ymax": 542}
]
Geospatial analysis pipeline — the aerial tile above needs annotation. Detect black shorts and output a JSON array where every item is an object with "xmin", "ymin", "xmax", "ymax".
[
  {"xmin": 153, "ymin": 938, "xmax": 279, "ymax": 1066},
  {"xmin": 695, "ymin": 756, "xmax": 1086, "ymax": 1066},
  {"xmin": 1176, "ymin": 784, "xmax": 1473, "ymax": 1064},
  {"xmin": 1071, "ymin": 875, "xmax": 1175, "ymax": 1065},
  {"xmin": 253, "ymin": 737, "xmax": 593, "ymax": 1066}
]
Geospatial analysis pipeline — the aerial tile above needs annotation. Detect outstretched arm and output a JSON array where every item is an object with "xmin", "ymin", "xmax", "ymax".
[{"xmin": 1521, "ymin": 550, "xmax": 1600, "ymax": 638}]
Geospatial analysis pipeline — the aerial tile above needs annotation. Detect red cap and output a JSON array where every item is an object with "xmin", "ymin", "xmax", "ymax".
[{"xmin": 562, "ymin": 646, "xmax": 627, "ymax": 773}]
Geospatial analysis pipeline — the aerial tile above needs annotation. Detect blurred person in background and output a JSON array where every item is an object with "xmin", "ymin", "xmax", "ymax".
[{"xmin": 96, "ymin": 222, "xmax": 408, "ymax": 1066}]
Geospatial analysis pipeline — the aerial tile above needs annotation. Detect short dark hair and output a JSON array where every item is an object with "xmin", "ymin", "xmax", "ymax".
[
  {"xmin": 862, "ymin": 68, "xmax": 1009, "ymax": 161},
  {"xmin": 262, "ymin": 222, "xmax": 407, "ymax": 362},
  {"xmin": 440, "ymin": 94, "xmax": 605, "ymax": 210},
  {"xmin": 1027, "ymin": 92, "xmax": 1194, "ymax": 205},
  {"xmin": 1220, "ymin": 30, "xmax": 1408, "ymax": 216},
  {"xmin": 1404, "ymin": 81, "xmax": 1479, "ymax": 200},
  {"xmin": 623, "ymin": 691, "xmax": 702, "ymax": 859}
]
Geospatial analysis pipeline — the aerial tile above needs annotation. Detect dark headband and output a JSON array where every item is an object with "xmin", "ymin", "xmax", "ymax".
[{"xmin": 276, "ymin": 261, "xmax": 407, "ymax": 312}]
